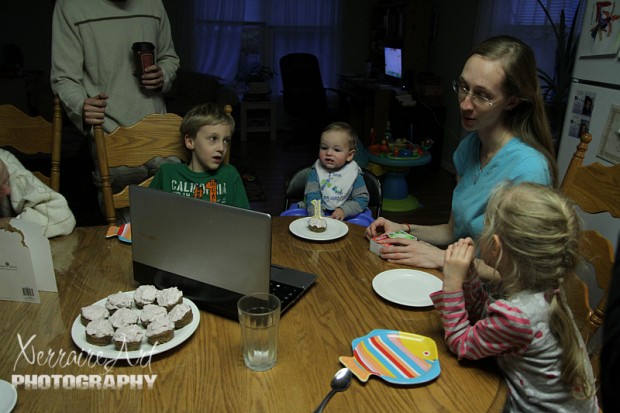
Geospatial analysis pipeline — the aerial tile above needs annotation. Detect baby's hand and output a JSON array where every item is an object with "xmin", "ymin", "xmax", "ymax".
[
  {"xmin": 442, "ymin": 238, "xmax": 475, "ymax": 292},
  {"xmin": 330, "ymin": 208, "xmax": 345, "ymax": 221}
]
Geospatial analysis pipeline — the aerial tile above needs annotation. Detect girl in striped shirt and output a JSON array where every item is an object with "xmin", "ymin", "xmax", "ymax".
[{"xmin": 431, "ymin": 182, "xmax": 598, "ymax": 412}]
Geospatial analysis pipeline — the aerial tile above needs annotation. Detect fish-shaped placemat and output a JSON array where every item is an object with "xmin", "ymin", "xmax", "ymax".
[{"xmin": 339, "ymin": 329, "xmax": 440, "ymax": 385}]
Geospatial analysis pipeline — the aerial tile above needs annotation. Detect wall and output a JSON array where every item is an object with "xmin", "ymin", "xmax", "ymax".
[
  {"xmin": 0, "ymin": 2, "xmax": 54, "ymax": 72},
  {"xmin": 0, "ymin": 0, "xmax": 476, "ymax": 170},
  {"xmin": 425, "ymin": 0, "xmax": 480, "ymax": 172}
]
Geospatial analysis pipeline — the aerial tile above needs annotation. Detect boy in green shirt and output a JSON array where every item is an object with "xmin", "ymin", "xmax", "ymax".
[{"xmin": 150, "ymin": 103, "xmax": 250, "ymax": 208}]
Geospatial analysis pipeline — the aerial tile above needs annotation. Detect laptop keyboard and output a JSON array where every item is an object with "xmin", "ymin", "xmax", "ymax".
[{"xmin": 270, "ymin": 280, "xmax": 304, "ymax": 310}]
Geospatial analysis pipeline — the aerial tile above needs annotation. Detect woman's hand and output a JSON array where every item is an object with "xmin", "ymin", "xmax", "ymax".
[
  {"xmin": 365, "ymin": 217, "xmax": 404, "ymax": 239},
  {"xmin": 442, "ymin": 237, "xmax": 475, "ymax": 292},
  {"xmin": 378, "ymin": 237, "xmax": 445, "ymax": 269}
]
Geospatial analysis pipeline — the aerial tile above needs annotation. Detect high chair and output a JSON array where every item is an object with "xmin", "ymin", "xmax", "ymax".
[{"xmin": 281, "ymin": 164, "xmax": 382, "ymax": 226}]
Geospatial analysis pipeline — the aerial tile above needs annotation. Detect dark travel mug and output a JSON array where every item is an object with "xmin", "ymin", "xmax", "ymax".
[{"xmin": 132, "ymin": 42, "xmax": 155, "ymax": 77}]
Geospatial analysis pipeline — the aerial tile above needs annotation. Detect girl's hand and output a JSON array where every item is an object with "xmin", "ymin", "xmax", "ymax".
[
  {"xmin": 442, "ymin": 237, "xmax": 475, "ymax": 292},
  {"xmin": 331, "ymin": 208, "xmax": 345, "ymax": 221},
  {"xmin": 365, "ymin": 217, "xmax": 404, "ymax": 239}
]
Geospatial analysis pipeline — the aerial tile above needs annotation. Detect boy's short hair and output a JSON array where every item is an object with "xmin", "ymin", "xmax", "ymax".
[
  {"xmin": 180, "ymin": 103, "xmax": 235, "ymax": 139},
  {"xmin": 321, "ymin": 122, "xmax": 358, "ymax": 150}
]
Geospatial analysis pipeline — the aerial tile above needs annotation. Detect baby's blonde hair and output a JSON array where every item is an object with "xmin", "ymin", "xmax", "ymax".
[
  {"xmin": 321, "ymin": 122, "xmax": 358, "ymax": 151},
  {"xmin": 478, "ymin": 182, "xmax": 594, "ymax": 399}
]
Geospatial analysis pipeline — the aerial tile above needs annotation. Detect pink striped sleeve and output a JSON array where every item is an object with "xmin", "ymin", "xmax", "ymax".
[{"xmin": 431, "ymin": 291, "xmax": 533, "ymax": 360}]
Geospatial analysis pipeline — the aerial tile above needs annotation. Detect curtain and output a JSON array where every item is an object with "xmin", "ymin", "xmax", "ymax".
[
  {"xmin": 474, "ymin": 0, "xmax": 584, "ymax": 78},
  {"xmin": 190, "ymin": 0, "xmax": 246, "ymax": 81},
  {"xmin": 185, "ymin": 0, "xmax": 341, "ymax": 93}
]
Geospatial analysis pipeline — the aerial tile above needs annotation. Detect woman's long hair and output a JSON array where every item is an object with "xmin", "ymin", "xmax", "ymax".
[{"xmin": 470, "ymin": 36, "xmax": 559, "ymax": 186}]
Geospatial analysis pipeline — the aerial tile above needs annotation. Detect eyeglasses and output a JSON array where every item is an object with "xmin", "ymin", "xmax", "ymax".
[{"xmin": 452, "ymin": 80, "xmax": 503, "ymax": 107}]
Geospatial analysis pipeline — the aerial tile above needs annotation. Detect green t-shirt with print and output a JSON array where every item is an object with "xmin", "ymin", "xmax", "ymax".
[{"xmin": 149, "ymin": 163, "xmax": 250, "ymax": 209}]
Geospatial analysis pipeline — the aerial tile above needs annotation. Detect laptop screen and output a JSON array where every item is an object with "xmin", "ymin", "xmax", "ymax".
[
  {"xmin": 130, "ymin": 186, "xmax": 272, "ymax": 295},
  {"xmin": 129, "ymin": 186, "xmax": 317, "ymax": 319}
]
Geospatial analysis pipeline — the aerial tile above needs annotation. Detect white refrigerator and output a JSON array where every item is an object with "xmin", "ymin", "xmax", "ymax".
[{"xmin": 556, "ymin": 0, "xmax": 620, "ymax": 251}]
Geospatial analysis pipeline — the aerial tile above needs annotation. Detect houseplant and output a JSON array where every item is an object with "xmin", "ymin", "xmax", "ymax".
[
  {"xmin": 241, "ymin": 65, "xmax": 274, "ymax": 95},
  {"xmin": 536, "ymin": 0, "xmax": 583, "ymax": 143}
]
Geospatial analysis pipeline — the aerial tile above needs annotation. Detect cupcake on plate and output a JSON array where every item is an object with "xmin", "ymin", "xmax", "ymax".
[
  {"xmin": 113, "ymin": 324, "xmax": 145, "ymax": 351},
  {"xmin": 139, "ymin": 304, "xmax": 167, "ymax": 327},
  {"xmin": 156, "ymin": 287, "xmax": 183, "ymax": 311},
  {"xmin": 133, "ymin": 285, "xmax": 158, "ymax": 308},
  {"xmin": 109, "ymin": 307, "xmax": 138, "ymax": 329},
  {"xmin": 105, "ymin": 291, "xmax": 133, "ymax": 313},
  {"xmin": 80, "ymin": 304, "xmax": 109, "ymax": 326},
  {"xmin": 146, "ymin": 317, "xmax": 175, "ymax": 345},
  {"xmin": 85, "ymin": 318, "xmax": 114, "ymax": 346},
  {"xmin": 168, "ymin": 303, "xmax": 193, "ymax": 329}
]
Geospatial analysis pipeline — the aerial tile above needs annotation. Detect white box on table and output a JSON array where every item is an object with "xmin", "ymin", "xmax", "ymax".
[{"xmin": 0, "ymin": 219, "xmax": 57, "ymax": 303}]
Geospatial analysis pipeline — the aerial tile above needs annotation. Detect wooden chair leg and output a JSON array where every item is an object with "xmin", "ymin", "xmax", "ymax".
[{"xmin": 93, "ymin": 125, "xmax": 116, "ymax": 225}]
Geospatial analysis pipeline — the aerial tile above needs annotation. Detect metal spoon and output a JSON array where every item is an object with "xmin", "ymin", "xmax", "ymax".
[{"xmin": 313, "ymin": 367, "xmax": 352, "ymax": 413}]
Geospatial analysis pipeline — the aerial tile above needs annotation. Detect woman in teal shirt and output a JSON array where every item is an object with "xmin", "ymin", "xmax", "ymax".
[{"xmin": 366, "ymin": 35, "xmax": 557, "ymax": 273}]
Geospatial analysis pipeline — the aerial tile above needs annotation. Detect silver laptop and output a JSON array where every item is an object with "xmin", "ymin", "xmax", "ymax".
[{"xmin": 129, "ymin": 185, "xmax": 317, "ymax": 319}]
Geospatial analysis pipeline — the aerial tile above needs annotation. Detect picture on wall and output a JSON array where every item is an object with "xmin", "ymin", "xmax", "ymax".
[{"xmin": 581, "ymin": 1, "xmax": 620, "ymax": 57}]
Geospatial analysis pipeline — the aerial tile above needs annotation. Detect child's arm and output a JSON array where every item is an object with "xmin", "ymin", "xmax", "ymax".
[
  {"xmin": 149, "ymin": 168, "xmax": 163, "ymax": 189},
  {"xmin": 304, "ymin": 169, "xmax": 321, "ymax": 215},
  {"xmin": 335, "ymin": 173, "xmax": 369, "ymax": 218},
  {"xmin": 441, "ymin": 238, "xmax": 487, "ymax": 321},
  {"xmin": 431, "ymin": 293, "xmax": 534, "ymax": 360},
  {"xmin": 231, "ymin": 171, "xmax": 250, "ymax": 209}
]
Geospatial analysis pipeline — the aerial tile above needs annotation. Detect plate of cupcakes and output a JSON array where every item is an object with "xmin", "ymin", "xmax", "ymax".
[{"xmin": 71, "ymin": 286, "xmax": 200, "ymax": 360}]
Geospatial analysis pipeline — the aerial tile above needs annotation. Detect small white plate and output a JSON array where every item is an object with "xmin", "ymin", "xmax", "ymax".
[
  {"xmin": 71, "ymin": 292, "xmax": 200, "ymax": 360},
  {"xmin": 289, "ymin": 217, "xmax": 349, "ymax": 241},
  {"xmin": 372, "ymin": 269, "xmax": 443, "ymax": 307},
  {"xmin": 0, "ymin": 380, "xmax": 17, "ymax": 413}
]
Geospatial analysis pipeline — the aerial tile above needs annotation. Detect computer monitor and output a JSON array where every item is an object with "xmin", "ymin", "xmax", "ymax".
[{"xmin": 384, "ymin": 46, "xmax": 402, "ymax": 83}]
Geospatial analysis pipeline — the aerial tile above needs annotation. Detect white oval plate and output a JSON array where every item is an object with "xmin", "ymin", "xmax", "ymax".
[
  {"xmin": 372, "ymin": 269, "xmax": 443, "ymax": 307},
  {"xmin": 0, "ymin": 380, "xmax": 17, "ymax": 413},
  {"xmin": 71, "ymin": 291, "xmax": 200, "ymax": 360},
  {"xmin": 289, "ymin": 217, "xmax": 349, "ymax": 241}
]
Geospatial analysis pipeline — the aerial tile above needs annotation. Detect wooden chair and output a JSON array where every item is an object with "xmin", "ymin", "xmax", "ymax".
[
  {"xmin": 0, "ymin": 97, "xmax": 63, "ymax": 191},
  {"xmin": 94, "ymin": 105, "xmax": 233, "ymax": 225},
  {"xmin": 560, "ymin": 132, "xmax": 619, "ymax": 343}
]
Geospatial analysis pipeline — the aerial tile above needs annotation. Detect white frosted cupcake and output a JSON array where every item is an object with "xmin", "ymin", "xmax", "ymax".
[
  {"xmin": 168, "ymin": 303, "xmax": 193, "ymax": 329},
  {"xmin": 133, "ymin": 285, "xmax": 159, "ymax": 308},
  {"xmin": 85, "ymin": 319, "xmax": 114, "ymax": 346},
  {"xmin": 109, "ymin": 307, "xmax": 138, "ymax": 329},
  {"xmin": 113, "ymin": 324, "xmax": 145, "ymax": 351},
  {"xmin": 146, "ymin": 317, "xmax": 175, "ymax": 345},
  {"xmin": 81, "ymin": 304, "xmax": 109, "ymax": 326},
  {"xmin": 105, "ymin": 291, "xmax": 133, "ymax": 313},
  {"xmin": 156, "ymin": 287, "xmax": 183, "ymax": 311},
  {"xmin": 140, "ymin": 304, "xmax": 167, "ymax": 327}
]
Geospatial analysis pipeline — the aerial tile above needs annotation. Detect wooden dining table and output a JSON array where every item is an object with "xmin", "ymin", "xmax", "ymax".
[{"xmin": 0, "ymin": 216, "xmax": 507, "ymax": 412}]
